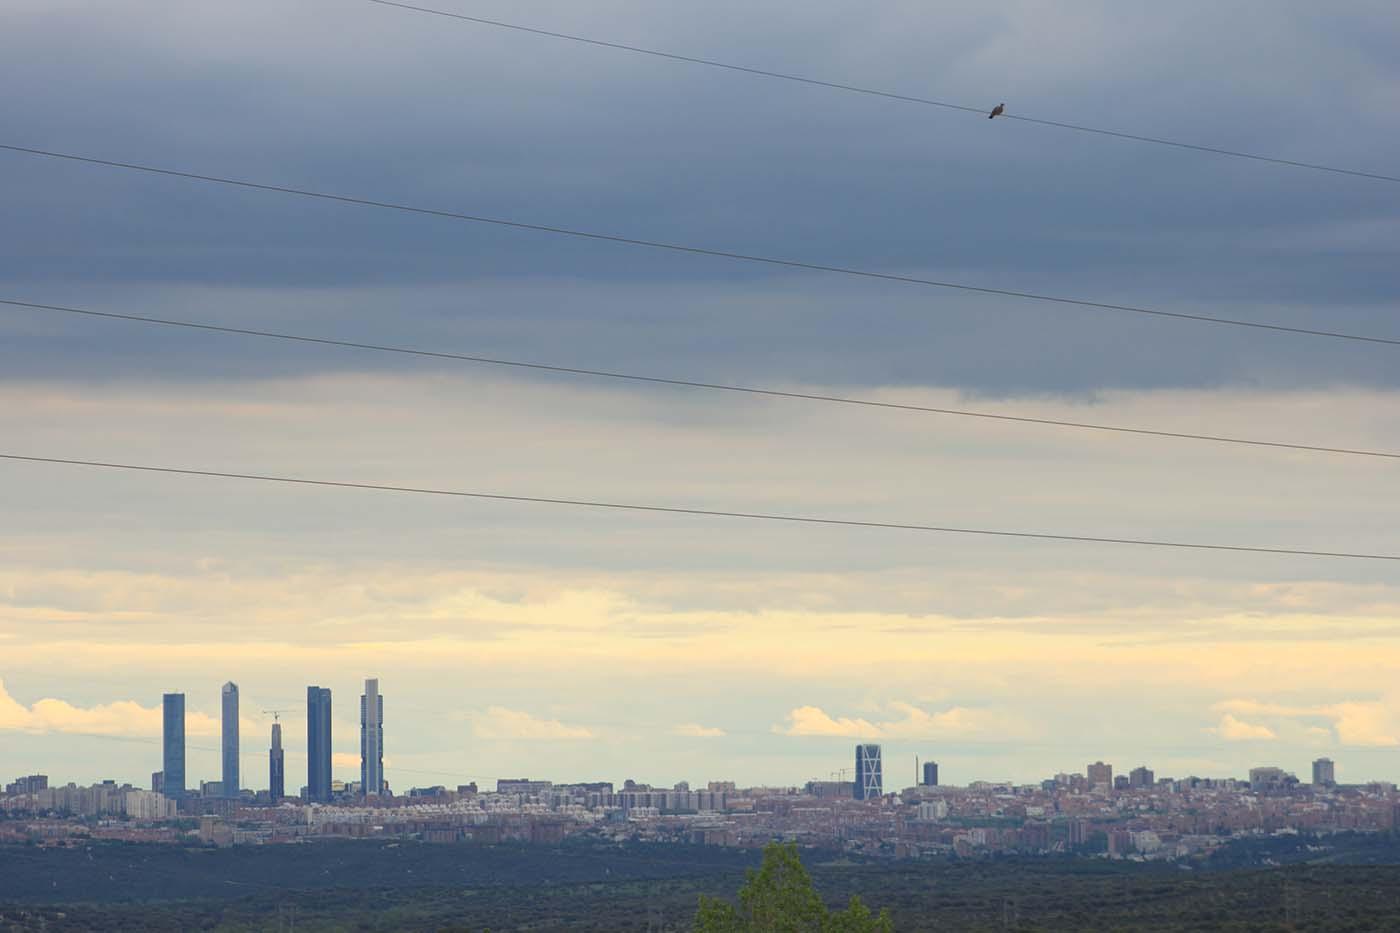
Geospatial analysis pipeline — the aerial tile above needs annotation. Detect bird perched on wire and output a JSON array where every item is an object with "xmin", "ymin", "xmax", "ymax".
[{"xmin": 989, "ymin": 102, "xmax": 1005, "ymax": 119}]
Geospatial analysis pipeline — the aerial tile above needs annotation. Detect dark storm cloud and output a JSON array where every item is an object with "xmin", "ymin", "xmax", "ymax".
[{"xmin": 1, "ymin": 0, "xmax": 1397, "ymax": 394}]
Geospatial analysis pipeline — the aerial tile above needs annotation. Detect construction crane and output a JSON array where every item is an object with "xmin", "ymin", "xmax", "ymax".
[{"xmin": 262, "ymin": 709, "xmax": 290, "ymax": 722}]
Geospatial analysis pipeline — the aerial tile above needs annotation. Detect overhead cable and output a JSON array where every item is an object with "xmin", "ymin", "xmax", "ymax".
[
  {"xmin": 3, "ymin": 452, "xmax": 1395, "ymax": 562},
  {"xmin": 2, "ymin": 143, "xmax": 1397, "ymax": 348},
  {"xmin": 5, "ymin": 296, "xmax": 1398, "ymax": 462},
  {"xmin": 362, "ymin": 0, "xmax": 1400, "ymax": 185}
]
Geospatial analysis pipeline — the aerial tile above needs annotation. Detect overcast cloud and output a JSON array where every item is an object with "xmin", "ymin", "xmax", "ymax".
[{"xmin": 1, "ymin": 0, "xmax": 1398, "ymax": 788}]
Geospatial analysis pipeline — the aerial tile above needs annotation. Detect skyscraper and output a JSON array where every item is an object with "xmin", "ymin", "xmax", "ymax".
[
  {"xmin": 1313, "ymin": 757, "xmax": 1335, "ymax": 787},
  {"xmin": 922, "ymin": 761, "xmax": 939, "ymax": 787},
  {"xmin": 306, "ymin": 686, "xmax": 333, "ymax": 802},
  {"xmin": 221, "ymin": 682, "xmax": 240, "ymax": 798},
  {"xmin": 360, "ymin": 678, "xmax": 384, "ymax": 796},
  {"xmin": 854, "ymin": 744, "xmax": 883, "ymax": 800},
  {"xmin": 269, "ymin": 720, "xmax": 285, "ymax": 801},
  {"xmin": 162, "ymin": 693, "xmax": 185, "ymax": 799},
  {"xmin": 1087, "ymin": 761, "xmax": 1113, "ymax": 788},
  {"xmin": 1129, "ymin": 765, "xmax": 1154, "ymax": 789}
]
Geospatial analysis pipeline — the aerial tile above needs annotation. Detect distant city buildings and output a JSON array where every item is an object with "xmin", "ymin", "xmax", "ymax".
[
  {"xmin": 1249, "ymin": 766, "xmax": 1296, "ymax": 792},
  {"xmin": 2, "ymin": 780, "xmax": 175, "ymax": 819},
  {"xmin": 361, "ymin": 678, "xmax": 384, "ymax": 797},
  {"xmin": 14, "ymin": 758, "xmax": 1400, "ymax": 859},
  {"xmin": 162, "ymin": 693, "xmax": 185, "ymax": 799},
  {"xmin": 269, "ymin": 719, "xmax": 285, "ymax": 801},
  {"xmin": 805, "ymin": 780, "xmax": 854, "ymax": 799},
  {"xmin": 6, "ymin": 733, "xmax": 1398, "ymax": 860},
  {"xmin": 498, "ymin": 778, "xmax": 555, "ymax": 796},
  {"xmin": 854, "ymin": 744, "xmax": 883, "ymax": 800},
  {"xmin": 307, "ymin": 686, "xmax": 333, "ymax": 803},
  {"xmin": 4, "ymin": 775, "xmax": 47, "ymax": 796},
  {"xmin": 17, "ymin": 672, "xmax": 1384, "ymax": 862},
  {"xmin": 222, "ymin": 682, "xmax": 240, "ymax": 798}
]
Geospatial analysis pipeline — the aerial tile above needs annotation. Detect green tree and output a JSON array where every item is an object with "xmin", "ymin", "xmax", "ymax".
[
  {"xmin": 825, "ymin": 895, "xmax": 892, "ymax": 933},
  {"xmin": 694, "ymin": 842, "xmax": 894, "ymax": 932}
]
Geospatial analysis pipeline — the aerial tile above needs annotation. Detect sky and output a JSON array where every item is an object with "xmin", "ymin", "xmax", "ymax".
[{"xmin": 1, "ymin": 0, "xmax": 1399, "ymax": 792}]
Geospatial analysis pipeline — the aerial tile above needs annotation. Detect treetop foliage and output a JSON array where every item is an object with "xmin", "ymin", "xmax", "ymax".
[{"xmin": 694, "ymin": 842, "xmax": 894, "ymax": 932}]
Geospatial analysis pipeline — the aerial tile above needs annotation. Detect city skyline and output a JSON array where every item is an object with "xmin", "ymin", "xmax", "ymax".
[
  {"xmin": 0, "ymin": 673, "xmax": 1391, "ymax": 792},
  {"xmin": 11, "ymin": 754, "xmax": 1395, "ymax": 868},
  {"xmin": 0, "ymin": 748, "xmax": 1366, "ymax": 807}
]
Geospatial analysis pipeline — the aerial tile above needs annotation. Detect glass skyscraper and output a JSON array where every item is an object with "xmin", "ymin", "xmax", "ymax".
[
  {"xmin": 162, "ymin": 693, "xmax": 185, "ymax": 799},
  {"xmin": 360, "ymin": 678, "xmax": 384, "ymax": 796},
  {"xmin": 221, "ymin": 681, "xmax": 239, "ymax": 798},
  {"xmin": 854, "ymin": 743, "xmax": 883, "ymax": 800},
  {"xmin": 269, "ymin": 720, "xmax": 285, "ymax": 801},
  {"xmin": 306, "ymin": 686, "xmax": 332, "ymax": 802}
]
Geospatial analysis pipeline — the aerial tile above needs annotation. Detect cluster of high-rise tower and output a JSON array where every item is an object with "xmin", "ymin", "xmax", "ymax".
[{"xmin": 156, "ymin": 678, "xmax": 384, "ymax": 802}]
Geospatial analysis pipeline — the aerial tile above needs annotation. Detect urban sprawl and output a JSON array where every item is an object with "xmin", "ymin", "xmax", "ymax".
[{"xmin": 2, "ymin": 679, "xmax": 1390, "ymax": 861}]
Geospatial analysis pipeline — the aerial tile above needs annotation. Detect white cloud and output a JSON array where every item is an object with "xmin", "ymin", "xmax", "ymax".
[
  {"xmin": 671, "ymin": 723, "xmax": 726, "ymax": 738},
  {"xmin": 0, "ymin": 677, "xmax": 224, "ymax": 737},
  {"xmin": 1213, "ymin": 698, "xmax": 1400, "ymax": 747},
  {"xmin": 1326, "ymin": 702, "xmax": 1399, "ymax": 747},
  {"xmin": 778, "ymin": 706, "xmax": 881, "ymax": 737},
  {"xmin": 1208, "ymin": 713, "xmax": 1277, "ymax": 741},
  {"xmin": 468, "ymin": 706, "xmax": 593, "ymax": 740},
  {"xmin": 775, "ymin": 702, "xmax": 998, "ymax": 738}
]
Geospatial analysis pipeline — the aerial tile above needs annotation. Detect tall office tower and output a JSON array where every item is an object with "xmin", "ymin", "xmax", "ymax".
[
  {"xmin": 162, "ymin": 693, "xmax": 186, "ymax": 799},
  {"xmin": 854, "ymin": 744, "xmax": 883, "ymax": 800},
  {"xmin": 306, "ymin": 686, "xmax": 333, "ymax": 802},
  {"xmin": 1312, "ymin": 757, "xmax": 1336, "ymax": 787},
  {"xmin": 922, "ymin": 761, "xmax": 939, "ymax": 787},
  {"xmin": 221, "ymin": 682, "xmax": 240, "ymax": 798},
  {"xmin": 269, "ymin": 720, "xmax": 285, "ymax": 801},
  {"xmin": 1086, "ymin": 761, "xmax": 1113, "ymax": 788},
  {"xmin": 360, "ymin": 678, "xmax": 384, "ymax": 796}
]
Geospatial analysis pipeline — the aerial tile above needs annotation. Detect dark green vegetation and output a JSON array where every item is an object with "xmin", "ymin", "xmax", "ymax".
[
  {"xmin": 694, "ymin": 843, "xmax": 892, "ymax": 931},
  {"xmin": 4, "ymin": 835, "xmax": 1400, "ymax": 930}
]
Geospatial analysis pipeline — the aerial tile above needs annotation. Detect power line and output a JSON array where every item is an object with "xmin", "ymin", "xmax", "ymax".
[
  {"xmin": 19, "ymin": 728, "xmax": 494, "ymax": 782},
  {"xmin": 361, "ymin": 0, "xmax": 1400, "ymax": 186},
  {"xmin": 2, "ymin": 452, "xmax": 1395, "ymax": 562},
  {"xmin": 6, "ymin": 296, "xmax": 1399, "ymax": 463},
  {"xmin": 35, "ymin": 723, "xmax": 1388, "ymax": 759},
  {"xmin": 3, "ymin": 142, "xmax": 1398, "ymax": 348}
]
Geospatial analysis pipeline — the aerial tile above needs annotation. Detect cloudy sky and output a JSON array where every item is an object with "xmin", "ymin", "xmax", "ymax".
[{"xmin": 2, "ymin": 0, "xmax": 1399, "ymax": 792}]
